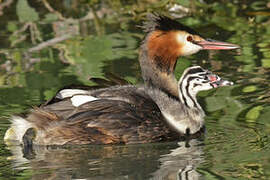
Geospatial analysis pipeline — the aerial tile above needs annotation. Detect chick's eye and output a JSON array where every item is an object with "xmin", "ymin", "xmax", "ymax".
[
  {"xmin": 203, "ymin": 76, "xmax": 209, "ymax": 80},
  {"xmin": 187, "ymin": 35, "xmax": 193, "ymax": 42}
]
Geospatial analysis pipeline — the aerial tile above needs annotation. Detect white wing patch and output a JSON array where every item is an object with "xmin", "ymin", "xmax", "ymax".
[
  {"xmin": 56, "ymin": 89, "xmax": 89, "ymax": 99},
  {"xmin": 57, "ymin": 89, "xmax": 100, "ymax": 107},
  {"xmin": 71, "ymin": 95, "xmax": 98, "ymax": 107}
]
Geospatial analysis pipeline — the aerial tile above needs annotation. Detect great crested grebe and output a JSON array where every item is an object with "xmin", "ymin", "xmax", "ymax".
[
  {"xmin": 4, "ymin": 14, "xmax": 238, "ymax": 145},
  {"xmin": 139, "ymin": 14, "xmax": 239, "ymax": 98}
]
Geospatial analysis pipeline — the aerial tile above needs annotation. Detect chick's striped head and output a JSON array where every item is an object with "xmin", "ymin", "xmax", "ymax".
[{"xmin": 179, "ymin": 66, "xmax": 233, "ymax": 96}]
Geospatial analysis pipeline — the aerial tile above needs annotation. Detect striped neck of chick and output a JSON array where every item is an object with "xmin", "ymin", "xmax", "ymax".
[
  {"xmin": 148, "ymin": 66, "xmax": 234, "ymax": 135},
  {"xmin": 178, "ymin": 66, "xmax": 233, "ymax": 110},
  {"xmin": 139, "ymin": 14, "xmax": 239, "ymax": 99},
  {"xmin": 169, "ymin": 66, "xmax": 233, "ymax": 134},
  {"xmin": 178, "ymin": 67, "xmax": 206, "ymax": 110}
]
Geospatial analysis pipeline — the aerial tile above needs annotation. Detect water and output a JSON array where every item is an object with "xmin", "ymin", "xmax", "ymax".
[{"xmin": 0, "ymin": 0, "xmax": 270, "ymax": 179}]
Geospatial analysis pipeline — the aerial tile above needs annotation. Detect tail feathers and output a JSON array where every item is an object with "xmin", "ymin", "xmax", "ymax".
[
  {"xmin": 4, "ymin": 108, "xmax": 60, "ymax": 142},
  {"xmin": 4, "ymin": 116, "xmax": 33, "ymax": 143},
  {"xmin": 27, "ymin": 108, "xmax": 60, "ymax": 129}
]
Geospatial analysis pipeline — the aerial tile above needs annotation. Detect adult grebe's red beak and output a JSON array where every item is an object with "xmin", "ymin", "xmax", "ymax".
[{"xmin": 195, "ymin": 38, "xmax": 240, "ymax": 50}]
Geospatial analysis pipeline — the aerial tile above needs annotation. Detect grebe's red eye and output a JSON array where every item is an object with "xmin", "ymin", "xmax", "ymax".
[{"xmin": 187, "ymin": 35, "xmax": 193, "ymax": 42}]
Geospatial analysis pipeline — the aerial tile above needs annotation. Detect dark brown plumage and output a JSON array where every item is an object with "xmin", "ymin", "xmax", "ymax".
[{"xmin": 27, "ymin": 86, "xmax": 179, "ymax": 145}]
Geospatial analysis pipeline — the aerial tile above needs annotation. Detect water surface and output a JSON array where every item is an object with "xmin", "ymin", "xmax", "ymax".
[{"xmin": 0, "ymin": 0, "xmax": 270, "ymax": 179}]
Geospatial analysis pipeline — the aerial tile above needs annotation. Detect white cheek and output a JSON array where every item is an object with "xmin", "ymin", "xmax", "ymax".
[
  {"xmin": 71, "ymin": 95, "xmax": 98, "ymax": 107},
  {"xmin": 193, "ymin": 84, "xmax": 212, "ymax": 93},
  {"xmin": 176, "ymin": 34, "xmax": 202, "ymax": 56},
  {"xmin": 181, "ymin": 41, "xmax": 202, "ymax": 56}
]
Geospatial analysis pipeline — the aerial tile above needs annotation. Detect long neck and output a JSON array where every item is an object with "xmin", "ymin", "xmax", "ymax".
[
  {"xmin": 178, "ymin": 77, "xmax": 202, "ymax": 110},
  {"xmin": 139, "ymin": 38, "xmax": 179, "ymax": 98}
]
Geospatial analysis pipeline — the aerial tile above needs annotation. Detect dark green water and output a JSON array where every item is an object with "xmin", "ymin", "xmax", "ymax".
[{"xmin": 0, "ymin": 0, "xmax": 270, "ymax": 179}]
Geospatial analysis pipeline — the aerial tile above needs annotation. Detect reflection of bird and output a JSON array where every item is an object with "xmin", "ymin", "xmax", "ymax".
[
  {"xmin": 4, "ymin": 14, "xmax": 238, "ymax": 146},
  {"xmin": 151, "ymin": 139, "xmax": 204, "ymax": 180},
  {"xmin": 5, "ymin": 142, "xmax": 195, "ymax": 179}
]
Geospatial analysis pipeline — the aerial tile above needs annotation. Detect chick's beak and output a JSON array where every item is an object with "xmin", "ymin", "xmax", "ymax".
[
  {"xmin": 207, "ymin": 74, "xmax": 234, "ymax": 88},
  {"xmin": 212, "ymin": 79, "xmax": 234, "ymax": 88},
  {"xmin": 195, "ymin": 38, "xmax": 240, "ymax": 50}
]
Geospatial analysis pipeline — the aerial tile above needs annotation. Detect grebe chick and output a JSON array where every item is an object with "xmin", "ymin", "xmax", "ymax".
[
  {"xmin": 4, "ymin": 66, "xmax": 233, "ymax": 145},
  {"xmin": 146, "ymin": 66, "xmax": 233, "ymax": 135}
]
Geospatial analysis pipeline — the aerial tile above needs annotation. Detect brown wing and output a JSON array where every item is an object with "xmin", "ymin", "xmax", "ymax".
[
  {"xmin": 65, "ymin": 99, "xmax": 177, "ymax": 144},
  {"xmin": 30, "ymin": 87, "xmax": 178, "ymax": 145}
]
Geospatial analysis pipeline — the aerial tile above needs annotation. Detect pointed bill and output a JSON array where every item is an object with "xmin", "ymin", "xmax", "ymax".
[
  {"xmin": 196, "ymin": 38, "xmax": 240, "ymax": 50},
  {"xmin": 207, "ymin": 74, "xmax": 234, "ymax": 88}
]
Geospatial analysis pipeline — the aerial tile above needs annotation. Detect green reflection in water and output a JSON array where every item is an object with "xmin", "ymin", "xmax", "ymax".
[{"xmin": 0, "ymin": 0, "xmax": 270, "ymax": 179}]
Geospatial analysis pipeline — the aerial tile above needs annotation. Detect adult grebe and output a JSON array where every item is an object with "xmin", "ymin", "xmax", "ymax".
[
  {"xmin": 139, "ymin": 14, "xmax": 238, "ymax": 98},
  {"xmin": 4, "ymin": 14, "xmax": 238, "ymax": 145}
]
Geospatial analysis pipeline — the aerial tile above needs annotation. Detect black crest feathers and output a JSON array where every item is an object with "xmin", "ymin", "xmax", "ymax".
[{"xmin": 141, "ymin": 13, "xmax": 200, "ymax": 35}]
